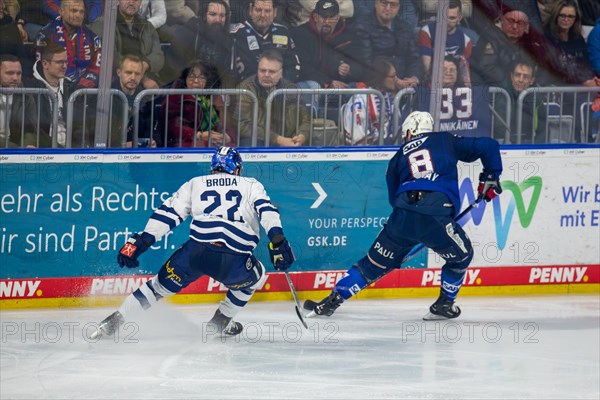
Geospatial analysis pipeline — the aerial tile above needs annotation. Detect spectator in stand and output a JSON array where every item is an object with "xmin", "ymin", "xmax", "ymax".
[
  {"xmin": 36, "ymin": 0, "xmax": 101, "ymax": 88},
  {"xmin": 163, "ymin": 0, "xmax": 196, "ymax": 28},
  {"xmin": 342, "ymin": 57, "xmax": 397, "ymax": 145},
  {"xmin": 43, "ymin": 0, "xmax": 102, "ymax": 24},
  {"xmin": 418, "ymin": 0, "xmax": 473, "ymax": 86},
  {"xmin": 470, "ymin": 6, "xmax": 541, "ymax": 87},
  {"xmin": 3, "ymin": 0, "xmax": 18, "ymax": 20},
  {"xmin": 154, "ymin": 0, "xmax": 200, "ymax": 43},
  {"xmin": 293, "ymin": 0, "xmax": 364, "ymax": 89},
  {"xmin": 494, "ymin": 58, "xmax": 547, "ymax": 144},
  {"xmin": 163, "ymin": 60, "xmax": 235, "ymax": 148},
  {"xmin": 0, "ymin": 54, "xmax": 38, "ymax": 148},
  {"xmin": 138, "ymin": 0, "xmax": 167, "ymax": 30},
  {"xmin": 353, "ymin": 0, "xmax": 418, "ymax": 31},
  {"xmin": 235, "ymin": 49, "xmax": 310, "ymax": 146},
  {"xmin": 589, "ymin": 18, "xmax": 600, "ymax": 77},
  {"xmin": 538, "ymin": 0, "xmax": 600, "ymax": 26},
  {"xmin": 542, "ymin": 0, "xmax": 597, "ymax": 87},
  {"xmin": 473, "ymin": 0, "xmax": 543, "ymax": 31},
  {"xmin": 25, "ymin": 44, "xmax": 91, "ymax": 147},
  {"xmin": 111, "ymin": 54, "xmax": 160, "ymax": 148},
  {"xmin": 418, "ymin": 56, "xmax": 492, "ymax": 137},
  {"xmin": 286, "ymin": 0, "xmax": 354, "ymax": 27},
  {"xmin": 0, "ymin": 0, "xmax": 29, "ymax": 60},
  {"xmin": 92, "ymin": 0, "xmax": 164, "ymax": 89},
  {"xmin": 15, "ymin": 2, "xmax": 53, "ymax": 40},
  {"xmin": 352, "ymin": 0, "xmax": 421, "ymax": 90},
  {"xmin": 230, "ymin": 0, "xmax": 301, "ymax": 83},
  {"xmin": 161, "ymin": 0, "xmax": 234, "ymax": 86}
]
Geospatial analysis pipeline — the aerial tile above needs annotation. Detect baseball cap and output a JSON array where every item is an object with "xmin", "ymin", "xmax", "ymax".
[{"xmin": 315, "ymin": 0, "xmax": 340, "ymax": 18}]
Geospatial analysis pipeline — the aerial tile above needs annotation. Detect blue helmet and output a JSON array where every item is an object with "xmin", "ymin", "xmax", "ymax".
[{"xmin": 210, "ymin": 146, "xmax": 243, "ymax": 174}]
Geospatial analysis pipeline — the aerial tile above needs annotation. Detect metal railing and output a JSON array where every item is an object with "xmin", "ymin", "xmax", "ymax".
[
  {"xmin": 3, "ymin": 85, "xmax": 598, "ymax": 149},
  {"xmin": 0, "ymin": 87, "xmax": 59, "ymax": 148},
  {"xmin": 517, "ymin": 86, "xmax": 600, "ymax": 144},
  {"xmin": 131, "ymin": 89, "xmax": 259, "ymax": 147},
  {"xmin": 66, "ymin": 89, "xmax": 129, "ymax": 148},
  {"xmin": 265, "ymin": 88, "xmax": 387, "ymax": 146}
]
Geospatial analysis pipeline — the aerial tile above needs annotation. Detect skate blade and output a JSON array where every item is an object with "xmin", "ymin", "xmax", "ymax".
[
  {"xmin": 423, "ymin": 312, "xmax": 453, "ymax": 321},
  {"xmin": 305, "ymin": 310, "xmax": 318, "ymax": 318},
  {"xmin": 87, "ymin": 327, "xmax": 104, "ymax": 340}
]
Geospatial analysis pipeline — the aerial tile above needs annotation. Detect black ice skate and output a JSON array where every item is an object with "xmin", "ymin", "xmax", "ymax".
[
  {"xmin": 206, "ymin": 309, "xmax": 243, "ymax": 336},
  {"xmin": 423, "ymin": 297, "xmax": 461, "ymax": 320},
  {"xmin": 304, "ymin": 292, "xmax": 344, "ymax": 317},
  {"xmin": 89, "ymin": 311, "xmax": 125, "ymax": 340}
]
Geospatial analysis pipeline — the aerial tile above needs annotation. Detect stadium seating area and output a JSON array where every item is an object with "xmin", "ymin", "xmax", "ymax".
[{"xmin": 0, "ymin": 0, "xmax": 599, "ymax": 148}]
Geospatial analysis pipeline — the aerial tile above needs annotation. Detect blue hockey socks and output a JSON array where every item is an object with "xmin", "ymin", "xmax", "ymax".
[
  {"xmin": 334, "ymin": 266, "xmax": 368, "ymax": 300},
  {"xmin": 440, "ymin": 266, "xmax": 467, "ymax": 301}
]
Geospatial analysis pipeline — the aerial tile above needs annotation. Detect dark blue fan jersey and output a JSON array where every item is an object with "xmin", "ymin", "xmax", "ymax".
[{"xmin": 386, "ymin": 132, "xmax": 503, "ymax": 213}]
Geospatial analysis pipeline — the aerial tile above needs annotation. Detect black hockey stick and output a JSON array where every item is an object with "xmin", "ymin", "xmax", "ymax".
[
  {"xmin": 284, "ymin": 271, "xmax": 309, "ymax": 329},
  {"xmin": 401, "ymin": 197, "xmax": 484, "ymax": 264}
]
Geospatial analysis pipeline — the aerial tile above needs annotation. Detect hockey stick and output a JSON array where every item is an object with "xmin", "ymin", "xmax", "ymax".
[
  {"xmin": 284, "ymin": 271, "xmax": 309, "ymax": 329},
  {"xmin": 401, "ymin": 197, "xmax": 484, "ymax": 264}
]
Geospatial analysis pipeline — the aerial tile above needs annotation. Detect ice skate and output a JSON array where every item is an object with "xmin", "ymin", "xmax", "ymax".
[
  {"xmin": 89, "ymin": 311, "xmax": 125, "ymax": 340},
  {"xmin": 206, "ymin": 310, "xmax": 243, "ymax": 336},
  {"xmin": 304, "ymin": 291, "xmax": 344, "ymax": 317},
  {"xmin": 423, "ymin": 297, "xmax": 461, "ymax": 320}
]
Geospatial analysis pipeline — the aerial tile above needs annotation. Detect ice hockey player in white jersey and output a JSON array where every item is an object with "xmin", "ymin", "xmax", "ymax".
[{"xmin": 91, "ymin": 146, "xmax": 295, "ymax": 338}]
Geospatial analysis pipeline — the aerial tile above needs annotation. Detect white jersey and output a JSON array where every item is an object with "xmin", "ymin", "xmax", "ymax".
[{"xmin": 143, "ymin": 172, "xmax": 283, "ymax": 254}]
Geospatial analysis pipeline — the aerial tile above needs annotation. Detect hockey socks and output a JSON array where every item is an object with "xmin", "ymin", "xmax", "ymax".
[
  {"xmin": 334, "ymin": 266, "xmax": 368, "ymax": 300},
  {"xmin": 439, "ymin": 266, "xmax": 467, "ymax": 301},
  {"xmin": 118, "ymin": 276, "xmax": 174, "ymax": 320},
  {"xmin": 304, "ymin": 266, "xmax": 368, "ymax": 317}
]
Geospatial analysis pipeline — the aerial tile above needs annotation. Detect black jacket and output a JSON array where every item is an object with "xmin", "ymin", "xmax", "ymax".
[
  {"xmin": 25, "ymin": 60, "xmax": 92, "ymax": 148},
  {"xmin": 2, "ymin": 87, "xmax": 40, "ymax": 148},
  {"xmin": 161, "ymin": 17, "xmax": 234, "ymax": 86},
  {"xmin": 293, "ymin": 15, "xmax": 365, "ymax": 84},
  {"xmin": 351, "ymin": 12, "xmax": 421, "ymax": 80}
]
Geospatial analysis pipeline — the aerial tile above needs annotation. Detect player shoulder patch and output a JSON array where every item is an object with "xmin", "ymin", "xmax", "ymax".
[{"xmin": 272, "ymin": 35, "xmax": 288, "ymax": 46}]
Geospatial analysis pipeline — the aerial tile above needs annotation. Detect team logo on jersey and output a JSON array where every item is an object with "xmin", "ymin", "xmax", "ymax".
[
  {"xmin": 247, "ymin": 36, "xmax": 259, "ymax": 50},
  {"xmin": 272, "ymin": 35, "xmax": 288, "ymax": 46}
]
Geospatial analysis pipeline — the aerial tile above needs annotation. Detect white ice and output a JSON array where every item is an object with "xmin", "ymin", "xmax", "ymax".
[{"xmin": 1, "ymin": 295, "xmax": 599, "ymax": 400}]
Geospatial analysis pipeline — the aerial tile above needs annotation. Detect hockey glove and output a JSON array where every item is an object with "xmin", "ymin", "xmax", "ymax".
[
  {"xmin": 117, "ymin": 233, "xmax": 154, "ymax": 268},
  {"xmin": 268, "ymin": 235, "xmax": 295, "ymax": 271},
  {"xmin": 478, "ymin": 172, "xmax": 502, "ymax": 202}
]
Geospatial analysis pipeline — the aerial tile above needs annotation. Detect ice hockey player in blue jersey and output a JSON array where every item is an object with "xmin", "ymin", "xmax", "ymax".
[
  {"xmin": 91, "ymin": 147, "xmax": 295, "ymax": 338},
  {"xmin": 304, "ymin": 111, "xmax": 503, "ymax": 320}
]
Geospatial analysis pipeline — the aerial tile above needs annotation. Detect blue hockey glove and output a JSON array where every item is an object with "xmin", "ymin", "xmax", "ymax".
[
  {"xmin": 478, "ymin": 172, "xmax": 502, "ymax": 202},
  {"xmin": 268, "ymin": 235, "xmax": 295, "ymax": 271},
  {"xmin": 117, "ymin": 233, "xmax": 154, "ymax": 268}
]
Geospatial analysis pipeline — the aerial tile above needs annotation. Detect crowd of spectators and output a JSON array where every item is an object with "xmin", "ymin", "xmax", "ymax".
[{"xmin": 1, "ymin": 0, "xmax": 599, "ymax": 148}]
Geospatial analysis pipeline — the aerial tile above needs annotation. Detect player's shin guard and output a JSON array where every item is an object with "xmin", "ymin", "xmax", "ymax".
[{"xmin": 117, "ymin": 276, "xmax": 175, "ymax": 320}]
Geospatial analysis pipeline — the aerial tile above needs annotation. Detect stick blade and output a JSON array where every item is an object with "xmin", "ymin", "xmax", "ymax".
[{"xmin": 295, "ymin": 306, "xmax": 309, "ymax": 329}]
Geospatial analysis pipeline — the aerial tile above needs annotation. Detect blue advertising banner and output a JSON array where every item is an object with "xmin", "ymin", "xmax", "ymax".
[{"xmin": 1, "ymin": 150, "xmax": 418, "ymax": 279}]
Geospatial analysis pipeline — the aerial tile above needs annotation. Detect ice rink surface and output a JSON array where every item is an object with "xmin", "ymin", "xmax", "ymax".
[{"xmin": 1, "ymin": 295, "xmax": 599, "ymax": 400}]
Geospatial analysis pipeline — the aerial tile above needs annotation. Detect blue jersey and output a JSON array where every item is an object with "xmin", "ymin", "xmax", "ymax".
[{"xmin": 386, "ymin": 132, "xmax": 502, "ymax": 213}]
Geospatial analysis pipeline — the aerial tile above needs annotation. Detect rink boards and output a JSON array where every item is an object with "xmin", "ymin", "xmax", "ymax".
[{"xmin": 1, "ymin": 146, "xmax": 599, "ymax": 308}]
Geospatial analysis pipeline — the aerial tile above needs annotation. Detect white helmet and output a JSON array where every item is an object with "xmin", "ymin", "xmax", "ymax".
[{"xmin": 401, "ymin": 111, "xmax": 434, "ymax": 139}]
